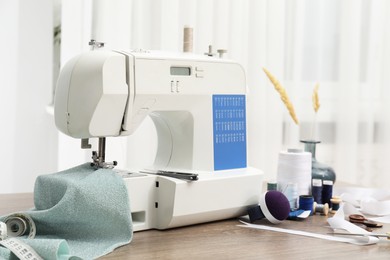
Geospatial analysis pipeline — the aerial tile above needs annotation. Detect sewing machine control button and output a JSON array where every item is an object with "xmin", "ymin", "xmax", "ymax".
[
  {"xmin": 171, "ymin": 81, "xmax": 175, "ymax": 92},
  {"xmin": 176, "ymin": 81, "xmax": 180, "ymax": 93},
  {"xmin": 171, "ymin": 81, "xmax": 180, "ymax": 93},
  {"xmin": 196, "ymin": 72, "xmax": 204, "ymax": 78},
  {"xmin": 195, "ymin": 67, "xmax": 204, "ymax": 77}
]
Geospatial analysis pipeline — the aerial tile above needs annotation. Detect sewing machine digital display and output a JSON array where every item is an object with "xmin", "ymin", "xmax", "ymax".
[{"xmin": 170, "ymin": 66, "xmax": 191, "ymax": 76}]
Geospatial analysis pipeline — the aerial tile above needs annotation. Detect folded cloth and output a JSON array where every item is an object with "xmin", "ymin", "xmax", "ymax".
[{"xmin": 0, "ymin": 163, "xmax": 133, "ymax": 259}]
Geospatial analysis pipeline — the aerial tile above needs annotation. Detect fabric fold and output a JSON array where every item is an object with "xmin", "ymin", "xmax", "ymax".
[{"xmin": 1, "ymin": 163, "xmax": 133, "ymax": 259}]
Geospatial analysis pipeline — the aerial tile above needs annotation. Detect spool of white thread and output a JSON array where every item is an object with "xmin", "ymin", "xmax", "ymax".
[
  {"xmin": 284, "ymin": 183, "xmax": 298, "ymax": 210},
  {"xmin": 277, "ymin": 149, "xmax": 312, "ymax": 199},
  {"xmin": 183, "ymin": 26, "xmax": 193, "ymax": 53}
]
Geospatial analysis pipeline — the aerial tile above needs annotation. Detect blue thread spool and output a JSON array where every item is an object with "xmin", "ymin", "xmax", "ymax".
[
  {"xmin": 322, "ymin": 180, "xmax": 333, "ymax": 207},
  {"xmin": 311, "ymin": 179, "xmax": 322, "ymax": 204},
  {"xmin": 299, "ymin": 195, "xmax": 314, "ymax": 215},
  {"xmin": 330, "ymin": 196, "xmax": 341, "ymax": 213}
]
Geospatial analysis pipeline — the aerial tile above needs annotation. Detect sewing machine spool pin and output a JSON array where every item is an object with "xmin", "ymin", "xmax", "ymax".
[{"xmin": 89, "ymin": 39, "xmax": 105, "ymax": 50}]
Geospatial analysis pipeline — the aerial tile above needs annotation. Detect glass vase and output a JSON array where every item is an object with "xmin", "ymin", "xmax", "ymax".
[{"xmin": 300, "ymin": 140, "xmax": 336, "ymax": 183}]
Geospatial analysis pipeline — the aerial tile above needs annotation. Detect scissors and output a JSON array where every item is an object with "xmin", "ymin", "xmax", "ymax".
[{"xmin": 349, "ymin": 214, "xmax": 383, "ymax": 228}]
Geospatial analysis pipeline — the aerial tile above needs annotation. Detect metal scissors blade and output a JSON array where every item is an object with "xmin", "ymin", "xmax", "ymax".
[{"xmin": 329, "ymin": 232, "xmax": 390, "ymax": 239}]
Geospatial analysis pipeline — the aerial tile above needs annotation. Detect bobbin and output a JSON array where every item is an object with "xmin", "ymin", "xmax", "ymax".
[
  {"xmin": 313, "ymin": 202, "xmax": 329, "ymax": 216},
  {"xmin": 330, "ymin": 196, "xmax": 342, "ymax": 214}
]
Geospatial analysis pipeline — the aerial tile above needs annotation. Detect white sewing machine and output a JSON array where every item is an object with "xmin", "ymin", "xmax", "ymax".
[{"xmin": 54, "ymin": 47, "xmax": 263, "ymax": 231}]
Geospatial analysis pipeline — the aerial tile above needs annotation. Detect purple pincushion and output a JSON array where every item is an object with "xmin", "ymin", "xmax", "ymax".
[{"xmin": 264, "ymin": 190, "xmax": 290, "ymax": 222}]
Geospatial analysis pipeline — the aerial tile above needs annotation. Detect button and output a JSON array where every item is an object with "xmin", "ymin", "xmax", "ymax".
[
  {"xmin": 195, "ymin": 67, "xmax": 204, "ymax": 78},
  {"xmin": 176, "ymin": 81, "xmax": 180, "ymax": 93},
  {"xmin": 196, "ymin": 72, "xmax": 204, "ymax": 78}
]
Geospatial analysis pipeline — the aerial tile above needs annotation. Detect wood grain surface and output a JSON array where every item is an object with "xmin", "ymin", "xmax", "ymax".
[{"xmin": 1, "ymin": 193, "xmax": 389, "ymax": 259}]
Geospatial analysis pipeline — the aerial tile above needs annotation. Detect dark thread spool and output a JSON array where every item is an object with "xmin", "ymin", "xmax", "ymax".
[
  {"xmin": 267, "ymin": 182, "xmax": 277, "ymax": 191},
  {"xmin": 311, "ymin": 179, "xmax": 322, "ymax": 204},
  {"xmin": 330, "ymin": 196, "xmax": 341, "ymax": 214},
  {"xmin": 322, "ymin": 180, "xmax": 333, "ymax": 207}
]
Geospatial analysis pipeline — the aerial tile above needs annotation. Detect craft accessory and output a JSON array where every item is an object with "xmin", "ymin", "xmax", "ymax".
[
  {"xmin": 351, "ymin": 223, "xmax": 373, "ymax": 232},
  {"xmin": 311, "ymin": 179, "xmax": 322, "ymax": 203},
  {"xmin": 349, "ymin": 214, "xmax": 383, "ymax": 228},
  {"xmin": 299, "ymin": 195, "xmax": 314, "ymax": 214},
  {"xmin": 329, "ymin": 232, "xmax": 390, "ymax": 240},
  {"xmin": 335, "ymin": 187, "xmax": 390, "ymax": 219},
  {"xmin": 183, "ymin": 26, "xmax": 193, "ymax": 52},
  {"xmin": 1, "ymin": 220, "xmax": 43, "ymax": 259},
  {"xmin": 330, "ymin": 196, "xmax": 341, "ymax": 213},
  {"xmin": 156, "ymin": 170, "xmax": 199, "ymax": 181},
  {"xmin": 0, "ymin": 237, "xmax": 43, "ymax": 260},
  {"xmin": 0, "ymin": 221, "xmax": 7, "ymax": 240},
  {"xmin": 238, "ymin": 220, "xmax": 380, "ymax": 246},
  {"xmin": 287, "ymin": 209, "xmax": 311, "ymax": 220},
  {"xmin": 313, "ymin": 202, "xmax": 329, "ymax": 215},
  {"xmin": 283, "ymin": 183, "xmax": 298, "ymax": 210},
  {"xmin": 288, "ymin": 209, "xmax": 304, "ymax": 220},
  {"xmin": 267, "ymin": 182, "xmax": 277, "ymax": 191},
  {"xmin": 0, "ymin": 163, "xmax": 133, "ymax": 260},
  {"xmin": 277, "ymin": 149, "xmax": 312, "ymax": 198},
  {"xmin": 360, "ymin": 198, "xmax": 390, "ymax": 216},
  {"xmin": 322, "ymin": 180, "xmax": 333, "ymax": 207},
  {"xmin": 247, "ymin": 191, "xmax": 290, "ymax": 224},
  {"xmin": 3, "ymin": 213, "xmax": 36, "ymax": 239}
]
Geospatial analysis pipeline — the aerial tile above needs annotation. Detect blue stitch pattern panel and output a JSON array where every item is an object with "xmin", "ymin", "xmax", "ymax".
[{"xmin": 212, "ymin": 95, "xmax": 247, "ymax": 170}]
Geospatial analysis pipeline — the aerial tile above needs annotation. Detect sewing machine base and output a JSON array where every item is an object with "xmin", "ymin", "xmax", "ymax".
[{"xmin": 119, "ymin": 168, "xmax": 263, "ymax": 231}]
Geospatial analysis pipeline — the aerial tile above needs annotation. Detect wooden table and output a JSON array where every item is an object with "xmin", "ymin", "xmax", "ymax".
[{"xmin": 1, "ymin": 193, "xmax": 390, "ymax": 259}]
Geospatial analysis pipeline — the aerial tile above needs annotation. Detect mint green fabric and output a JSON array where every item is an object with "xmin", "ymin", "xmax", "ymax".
[{"xmin": 0, "ymin": 163, "xmax": 133, "ymax": 259}]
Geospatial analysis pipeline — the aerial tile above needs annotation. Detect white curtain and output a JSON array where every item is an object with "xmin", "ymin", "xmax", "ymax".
[
  {"xmin": 0, "ymin": 0, "xmax": 58, "ymax": 193},
  {"xmin": 60, "ymin": 0, "xmax": 390, "ymax": 188}
]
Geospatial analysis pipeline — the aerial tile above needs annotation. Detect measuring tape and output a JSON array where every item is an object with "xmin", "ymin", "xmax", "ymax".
[
  {"xmin": 0, "ymin": 214, "xmax": 43, "ymax": 260},
  {"xmin": 3, "ymin": 213, "xmax": 36, "ymax": 239},
  {"xmin": 0, "ymin": 221, "xmax": 7, "ymax": 240},
  {"xmin": 0, "ymin": 237, "xmax": 43, "ymax": 260}
]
